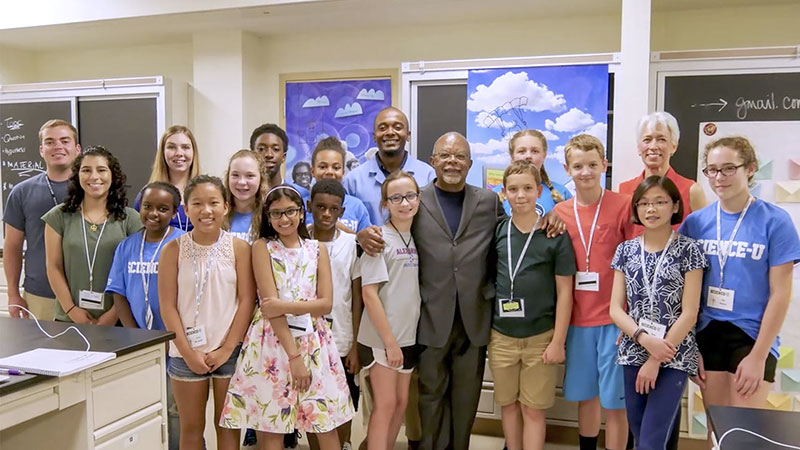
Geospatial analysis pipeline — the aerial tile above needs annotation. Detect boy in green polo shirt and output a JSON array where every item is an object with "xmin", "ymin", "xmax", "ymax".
[{"xmin": 489, "ymin": 160, "xmax": 576, "ymax": 450}]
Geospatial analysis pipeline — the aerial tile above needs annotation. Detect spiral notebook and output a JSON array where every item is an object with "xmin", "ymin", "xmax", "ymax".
[{"xmin": 0, "ymin": 348, "xmax": 116, "ymax": 377}]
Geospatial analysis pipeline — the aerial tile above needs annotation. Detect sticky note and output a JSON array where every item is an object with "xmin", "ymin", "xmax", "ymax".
[
  {"xmin": 754, "ymin": 158, "xmax": 773, "ymax": 180},
  {"xmin": 781, "ymin": 369, "xmax": 800, "ymax": 392},
  {"xmin": 766, "ymin": 392, "xmax": 792, "ymax": 411},
  {"xmin": 693, "ymin": 391, "xmax": 705, "ymax": 413},
  {"xmin": 779, "ymin": 346, "xmax": 795, "ymax": 369}
]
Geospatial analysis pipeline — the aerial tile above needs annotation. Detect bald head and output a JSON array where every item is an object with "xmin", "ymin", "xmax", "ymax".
[
  {"xmin": 431, "ymin": 131, "xmax": 472, "ymax": 192},
  {"xmin": 373, "ymin": 107, "xmax": 410, "ymax": 156}
]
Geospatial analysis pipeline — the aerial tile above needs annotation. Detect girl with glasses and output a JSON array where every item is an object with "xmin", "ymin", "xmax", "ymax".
[
  {"xmin": 679, "ymin": 136, "xmax": 800, "ymax": 445},
  {"xmin": 358, "ymin": 170, "xmax": 422, "ymax": 449},
  {"xmin": 609, "ymin": 175, "xmax": 706, "ymax": 450},
  {"xmin": 221, "ymin": 185, "xmax": 354, "ymax": 450}
]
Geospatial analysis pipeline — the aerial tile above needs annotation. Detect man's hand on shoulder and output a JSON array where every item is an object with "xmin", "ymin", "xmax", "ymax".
[{"xmin": 356, "ymin": 225, "xmax": 385, "ymax": 256}]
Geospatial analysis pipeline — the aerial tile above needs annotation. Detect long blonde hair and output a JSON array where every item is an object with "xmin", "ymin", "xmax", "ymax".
[
  {"xmin": 149, "ymin": 125, "xmax": 201, "ymax": 183},
  {"xmin": 223, "ymin": 149, "xmax": 269, "ymax": 242},
  {"xmin": 508, "ymin": 129, "xmax": 563, "ymax": 203}
]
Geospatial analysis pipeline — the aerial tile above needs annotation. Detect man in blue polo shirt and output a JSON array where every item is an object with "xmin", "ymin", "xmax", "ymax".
[{"xmin": 343, "ymin": 106, "xmax": 435, "ymax": 226}]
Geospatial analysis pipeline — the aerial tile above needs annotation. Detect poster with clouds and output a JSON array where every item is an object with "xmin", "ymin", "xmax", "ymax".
[
  {"xmin": 466, "ymin": 65, "xmax": 609, "ymax": 190},
  {"xmin": 285, "ymin": 79, "xmax": 391, "ymax": 182}
]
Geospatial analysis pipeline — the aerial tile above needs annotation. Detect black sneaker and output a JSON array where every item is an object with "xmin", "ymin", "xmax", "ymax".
[{"xmin": 284, "ymin": 430, "xmax": 300, "ymax": 448}]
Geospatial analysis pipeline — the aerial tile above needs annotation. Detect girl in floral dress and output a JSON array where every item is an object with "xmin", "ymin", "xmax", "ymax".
[{"xmin": 220, "ymin": 185, "xmax": 354, "ymax": 450}]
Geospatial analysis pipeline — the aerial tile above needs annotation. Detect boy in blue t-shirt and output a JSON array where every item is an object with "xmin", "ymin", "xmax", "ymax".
[
  {"xmin": 106, "ymin": 181, "xmax": 184, "ymax": 450},
  {"xmin": 307, "ymin": 136, "xmax": 371, "ymax": 232},
  {"xmin": 489, "ymin": 160, "xmax": 576, "ymax": 450}
]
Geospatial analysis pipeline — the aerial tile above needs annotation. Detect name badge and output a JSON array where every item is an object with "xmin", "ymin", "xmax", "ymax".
[
  {"xmin": 498, "ymin": 297, "xmax": 525, "ymax": 318},
  {"xmin": 575, "ymin": 271, "xmax": 600, "ymax": 292},
  {"xmin": 287, "ymin": 313, "xmax": 314, "ymax": 338},
  {"xmin": 78, "ymin": 289, "xmax": 104, "ymax": 310},
  {"xmin": 185, "ymin": 326, "xmax": 207, "ymax": 348},
  {"xmin": 707, "ymin": 286, "xmax": 735, "ymax": 311},
  {"xmin": 639, "ymin": 318, "xmax": 667, "ymax": 340}
]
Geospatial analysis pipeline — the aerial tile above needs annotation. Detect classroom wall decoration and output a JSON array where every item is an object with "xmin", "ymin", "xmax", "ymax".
[
  {"xmin": 284, "ymin": 78, "xmax": 391, "ymax": 183},
  {"xmin": 465, "ymin": 64, "xmax": 609, "ymax": 189}
]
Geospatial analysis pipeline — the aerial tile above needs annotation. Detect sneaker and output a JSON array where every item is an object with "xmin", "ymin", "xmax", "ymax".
[
  {"xmin": 284, "ymin": 430, "xmax": 300, "ymax": 448},
  {"xmin": 342, "ymin": 443, "xmax": 353, "ymax": 450},
  {"xmin": 407, "ymin": 440, "xmax": 421, "ymax": 450}
]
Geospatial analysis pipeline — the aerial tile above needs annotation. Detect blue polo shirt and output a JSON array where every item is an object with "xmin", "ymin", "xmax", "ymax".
[{"xmin": 342, "ymin": 152, "xmax": 436, "ymax": 226}]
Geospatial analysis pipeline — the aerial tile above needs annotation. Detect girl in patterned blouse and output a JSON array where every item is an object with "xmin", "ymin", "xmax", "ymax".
[{"xmin": 608, "ymin": 175, "xmax": 706, "ymax": 450}]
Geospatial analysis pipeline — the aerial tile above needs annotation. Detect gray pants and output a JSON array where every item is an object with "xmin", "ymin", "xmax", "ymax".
[{"xmin": 418, "ymin": 314, "xmax": 486, "ymax": 450}]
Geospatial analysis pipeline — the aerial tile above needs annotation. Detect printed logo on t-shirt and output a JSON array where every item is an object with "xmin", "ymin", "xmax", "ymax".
[
  {"xmin": 127, "ymin": 261, "xmax": 159, "ymax": 274},
  {"xmin": 339, "ymin": 218, "xmax": 358, "ymax": 232},
  {"xmin": 230, "ymin": 231, "xmax": 251, "ymax": 242},
  {"xmin": 397, "ymin": 247, "xmax": 418, "ymax": 268},
  {"xmin": 695, "ymin": 239, "xmax": 765, "ymax": 261}
]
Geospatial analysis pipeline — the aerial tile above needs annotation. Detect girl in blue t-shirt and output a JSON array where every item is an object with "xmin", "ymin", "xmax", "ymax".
[
  {"xmin": 609, "ymin": 175, "xmax": 706, "ymax": 450},
  {"xmin": 680, "ymin": 136, "xmax": 800, "ymax": 422},
  {"xmin": 224, "ymin": 149, "xmax": 268, "ymax": 244}
]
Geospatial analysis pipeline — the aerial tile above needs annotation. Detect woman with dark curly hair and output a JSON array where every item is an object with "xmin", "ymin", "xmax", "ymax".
[{"xmin": 43, "ymin": 146, "xmax": 143, "ymax": 324}]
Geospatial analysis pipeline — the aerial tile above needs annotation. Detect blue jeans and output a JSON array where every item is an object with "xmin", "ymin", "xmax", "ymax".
[{"xmin": 622, "ymin": 365, "xmax": 687, "ymax": 450}]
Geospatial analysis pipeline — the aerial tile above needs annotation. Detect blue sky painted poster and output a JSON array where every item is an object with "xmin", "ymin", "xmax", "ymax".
[
  {"xmin": 285, "ymin": 79, "xmax": 391, "ymax": 181},
  {"xmin": 465, "ymin": 65, "xmax": 608, "ymax": 190}
]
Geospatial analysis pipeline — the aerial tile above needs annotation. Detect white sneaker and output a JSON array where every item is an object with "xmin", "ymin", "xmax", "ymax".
[{"xmin": 342, "ymin": 442, "xmax": 353, "ymax": 450}]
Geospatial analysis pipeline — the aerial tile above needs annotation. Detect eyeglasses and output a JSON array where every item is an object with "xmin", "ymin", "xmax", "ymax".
[
  {"xmin": 635, "ymin": 200, "xmax": 673, "ymax": 209},
  {"xmin": 702, "ymin": 164, "xmax": 745, "ymax": 178},
  {"xmin": 267, "ymin": 207, "xmax": 301, "ymax": 220},
  {"xmin": 435, "ymin": 152, "xmax": 469, "ymax": 162},
  {"xmin": 386, "ymin": 192, "xmax": 419, "ymax": 205}
]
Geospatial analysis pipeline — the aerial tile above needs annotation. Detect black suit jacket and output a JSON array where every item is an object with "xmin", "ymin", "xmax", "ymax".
[{"xmin": 413, "ymin": 182, "xmax": 505, "ymax": 348}]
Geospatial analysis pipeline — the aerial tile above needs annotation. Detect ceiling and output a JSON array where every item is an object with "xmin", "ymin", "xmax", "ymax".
[{"xmin": 0, "ymin": 0, "xmax": 797, "ymax": 52}]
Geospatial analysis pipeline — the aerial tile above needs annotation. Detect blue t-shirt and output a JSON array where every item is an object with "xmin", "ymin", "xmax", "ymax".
[
  {"xmin": 134, "ymin": 191, "xmax": 192, "ymax": 232},
  {"xmin": 229, "ymin": 211, "xmax": 254, "ymax": 243},
  {"xmin": 343, "ymin": 153, "xmax": 436, "ymax": 226},
  {"xmin": 105, "ymin": 228, "xmax": 185, "ymax": 330},
  {"xmin": 679, "ymin": 199, "xmax": 800, "ymax": 357},
  {"xmin": 494, "ymin": 181, "xmax": 572, "ymax": 216}
]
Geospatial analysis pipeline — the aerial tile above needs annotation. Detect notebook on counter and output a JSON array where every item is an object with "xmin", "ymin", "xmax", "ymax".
[{"xmin": 0, "ymin": 348, "xmax": 116, "ymax": 377}]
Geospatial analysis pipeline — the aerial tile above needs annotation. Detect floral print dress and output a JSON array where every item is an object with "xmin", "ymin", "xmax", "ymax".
[{"xmin": 220, "ymin": 238, "xmax": 354, "ymax": 433}]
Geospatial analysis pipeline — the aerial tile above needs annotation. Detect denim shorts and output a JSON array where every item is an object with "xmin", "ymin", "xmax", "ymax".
[{"xmin": 167, "ymin": 345, "xmax": 241, "ymax": 381}]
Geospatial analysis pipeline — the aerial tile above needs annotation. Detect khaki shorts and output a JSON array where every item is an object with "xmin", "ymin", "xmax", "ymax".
[
  {"xmin": 488, "ymin": 328, "xmax": 557, "ymax": 409},
  {"xmin": 22, "ymin": 292, "xmax": 57, "ymax": 321}
]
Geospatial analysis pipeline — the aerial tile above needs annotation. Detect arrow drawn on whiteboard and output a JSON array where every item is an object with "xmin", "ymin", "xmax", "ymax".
[{"xmin": 691, "ymin": 98, "xmax": 728, "ymax": 112}]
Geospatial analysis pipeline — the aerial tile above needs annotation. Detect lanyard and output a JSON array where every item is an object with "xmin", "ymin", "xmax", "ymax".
[
  {"xmin": 573, "ymin": 189, "xmax": 604, "ymax": 272},
  {"xmin": 191, "ymin": 230, "xmax": 221, "ymax": 328},
  {"xmin": 139, "ymin": 227, "xmax": 171, "ymax": 329},
  {"xmin": 176, "ymin": 207, "xmax": 189, "ymax": 232},
  {"xmin": 81, "ymin": 210, "xmax": 107, "ymax": 291},
  {"xmin": 716, "ymin": 198, "xmax": 752, "ymax": 287},
  {"xmin": 507, "ymin": 215, "xmax": 541, "ymax": 298},
  {"xmin": 389, "ymin": 220, "xmax": 412, "ymax": 250},
  {"xmin": 639, "ymin": 231, "xmax": 675, "ymax": 320},
  {"xmin": 45, "ymin": 177, "xmax": 58, "ymax": 207}
]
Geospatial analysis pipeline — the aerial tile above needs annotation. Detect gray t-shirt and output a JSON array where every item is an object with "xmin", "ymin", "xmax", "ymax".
[
  {"xmin": 357, "ymin": 225, "xmax": 420, "ymax": 349},
  {"xmin": 42, "ymin": 205, "xmax": 143, "ymax": 321},
  {"xmin": 2, "ymin": 173, "xmax": 69, "ymax": 297}
]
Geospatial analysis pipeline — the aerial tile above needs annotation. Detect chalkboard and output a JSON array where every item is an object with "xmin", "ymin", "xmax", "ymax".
[
  {"xmin": 0, "ymin": 101, "xmax": 72, "ymax": 206},
  {"xmin": 77, "ymin": 98, "xmax": 157, "ymax": 202},
  {"xmin": 664, "ymin": 72, "xmax": 800, "ymax": 180}
]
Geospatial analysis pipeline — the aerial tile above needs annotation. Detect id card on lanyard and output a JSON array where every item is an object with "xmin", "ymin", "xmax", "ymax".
[
  {"xmin": 638, "ymin": 231, "xmax": 675, "ymax": 340},
  {"xmin": 79, "ymin": 212, "xmax": 108, "ymax": 310},
  {"xmin": 186, "ymin": 231, "xmax": 221, "ymax": 348},
  {"xmin": 573, "ymin": 191, "xmax": 604, "ymax": 292},
  {"xmin": 139, "ymin": 228, "xmax": 172, "ymax": 330},
  {"xmin": 498, "ymin": 216, "xmax": 540, "ymax": 319},
  {"xmin": 707, "ymin": 198, "xmax": 752, "ymax": 311}
]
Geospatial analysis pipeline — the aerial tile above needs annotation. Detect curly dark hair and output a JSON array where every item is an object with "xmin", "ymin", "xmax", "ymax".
[{"xmin": 61, "ymin": 146, "xmax": 129, "ymax": 221}]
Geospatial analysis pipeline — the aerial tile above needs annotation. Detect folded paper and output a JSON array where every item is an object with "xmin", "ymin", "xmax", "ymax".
[
  {"xmin": 766, "ymin": 393, "xmax": 792, "ymax": 411},
  {"xmin": 693, "ymin": 391, "xmax": 705, "ymax": 412},
  {"xmin": 779, "ymin": 346, "xmax": 795, "ymax": 369},
  {"xmin": 754, "ymin": 158, "xmax": 773, "ymax": 180},
  {"xmin": 782, "ymin": 369, "xmax": 800, "ymax": 392},
  {"xmin": 790, "ymin": 159, "xmax": 800, "ymax": 180},
  {"xmin": 692, "ymin": 412, "xmax": 707, "ymax": 436},
  {"xmin": 775, "ymin": 182, "xmax": 800, "ymax": 203}
]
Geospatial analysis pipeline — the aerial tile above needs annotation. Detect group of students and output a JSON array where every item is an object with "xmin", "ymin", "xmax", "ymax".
[{"xmin": 5, "ymin": 109, "xmax": 800, "ymax": 450}]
